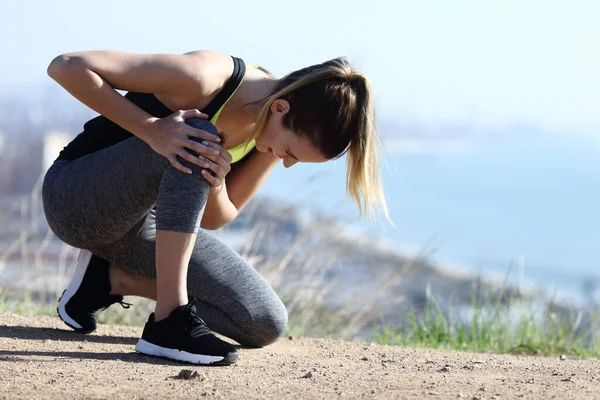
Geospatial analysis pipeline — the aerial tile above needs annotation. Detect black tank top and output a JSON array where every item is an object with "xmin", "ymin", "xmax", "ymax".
[{"xmin": 56, "ymin": 56, "xmax": 246, "ymax": 162}]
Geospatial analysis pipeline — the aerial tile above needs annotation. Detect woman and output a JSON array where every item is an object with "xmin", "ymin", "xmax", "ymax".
[{"xmin": 42, "ymin": 49, "xmax": 389, "ymax": 365}]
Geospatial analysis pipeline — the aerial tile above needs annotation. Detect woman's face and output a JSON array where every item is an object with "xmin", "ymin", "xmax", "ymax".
[{"xmin": 255, "ymin": 99, "xmax": 328, "ymax": 168}]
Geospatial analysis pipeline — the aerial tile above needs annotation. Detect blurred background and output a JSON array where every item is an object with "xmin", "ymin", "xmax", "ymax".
[{"xmin": 1, "ymin": 0, "xmax": 599, "ymax": 340}]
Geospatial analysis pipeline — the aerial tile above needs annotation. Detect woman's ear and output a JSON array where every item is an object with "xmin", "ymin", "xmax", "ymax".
[{"xmin": 270, "ymin": 99, "xmax": 290, "ymax": 115}]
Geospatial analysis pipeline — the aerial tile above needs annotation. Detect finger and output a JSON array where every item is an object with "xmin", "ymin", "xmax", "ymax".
[
  {"xmin": 197, "ymin": 155, "xmax": 225, "ymax": 179},
  {"xmin": 201, "ymin": 140, "xmax": 231, "ymax": 163},
  {"xmin": 201, "ymin": 169, "xmax": 220, "ymax": 187},
  {"xmin": 215, "ymin": 143, "xmax": 233, "ymax": 164},
  {"xmin": 185, "ymin": 140, "xmax": 221, "ymax": 157},
  {"xmin": 222, "ymin": 147, "xmax": 233, "ymax": 164},
  {"xmin": 219, "ymin": 132, "xmax": 228, "ymax": 145},
  {"xmin": 199, "ymin": 140, "xmax": 226, "ymax": 153},
  {"xmin": 213, "ymin": 136, "xmax": 233, "ymax": 164},
  {"xmin": 202, "ymin": 142, "xmax": 233, "ymax": 167},
  {"xmin": 183, "ymin": 127, "xmax": 221, "ymax": 143},
  {"xmin": 179, "ymin": 109, "xmax": 209, "ymax": 120},
  {"xmin": 168, "ymin": 155, "xmax": 192, "ymax": 174},
  {"xmin": 178, "ymin": 149, "xmax": 206, "ymax": 169},
  {"xmin": 200, "ymin": 151, "xmax": 230, "ymax": 175},
  {"xmin": 205, "ymin": 137, "xmax": 233, "ymax": 163}
]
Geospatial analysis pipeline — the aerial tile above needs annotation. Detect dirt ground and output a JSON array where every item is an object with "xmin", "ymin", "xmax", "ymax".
[{"xmin": 1, "ymin": 312, "xmax": 599, "ymax": 400}]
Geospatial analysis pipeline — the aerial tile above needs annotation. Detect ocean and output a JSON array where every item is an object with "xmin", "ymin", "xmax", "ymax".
[{"xmin": 255, "ymin": 129, "xmax": 600, "ymax": 305}]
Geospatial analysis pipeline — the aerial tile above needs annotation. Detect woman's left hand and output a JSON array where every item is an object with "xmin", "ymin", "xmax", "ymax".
[{"xmin": 198, "ymin": 132, "xmax": 232, "ymax": 191}]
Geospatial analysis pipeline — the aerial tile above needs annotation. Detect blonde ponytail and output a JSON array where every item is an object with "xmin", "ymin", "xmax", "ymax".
[{"xmin": 345, "ymin": 73, "xmax": 391, "ymax": 223}]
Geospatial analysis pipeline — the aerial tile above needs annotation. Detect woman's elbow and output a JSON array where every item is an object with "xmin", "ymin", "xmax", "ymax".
[
  {"xmin": 200, "ymin": 220, "xmax": 221, "ymax": 231},
  {"xmin": 200, "ymin": 214, "xmax": 237, "ymax": 231},
  {"xmin": 47, "ymin": 53, "xmax": 83, "ymax": 79}
]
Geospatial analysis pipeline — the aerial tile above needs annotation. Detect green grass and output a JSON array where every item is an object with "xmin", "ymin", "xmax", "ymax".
[
  {"xmin": 4, "ymin": 285, "xmax": 599, "ymax": 359},
  {"xmin": 374, "ymin": 286, "xmax": 600, "ymax": 358},
  {"xmin": 0, "ymin": 288, "xmax": 56, "ymax": 317}
]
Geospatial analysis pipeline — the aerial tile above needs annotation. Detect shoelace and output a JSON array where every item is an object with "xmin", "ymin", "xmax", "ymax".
[
  {"xmin": 112, "ymin": 300, "xmax": 132, "ymax": 310},
  {"xmin": 99, "ymin": 296, "xmax": 132, "ymax": 311},
  {"xmin": 184, "ymin": 309, "xmax": 212, "ymax": 338}
]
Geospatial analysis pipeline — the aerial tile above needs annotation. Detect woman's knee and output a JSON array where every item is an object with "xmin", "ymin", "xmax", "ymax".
[{"xmin": 242, "ymin": 298, "xmax": 289, "ymax": 348}]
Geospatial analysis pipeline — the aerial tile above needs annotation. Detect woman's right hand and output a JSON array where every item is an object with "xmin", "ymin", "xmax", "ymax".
[{"xmin": 144, "ymin": 109, "xmax": 223, "ymax": 174}]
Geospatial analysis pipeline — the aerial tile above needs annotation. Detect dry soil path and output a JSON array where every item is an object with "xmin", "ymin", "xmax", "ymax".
[{"xmin": 1, "ymin": 313, "xmax": 599, "ymax": 399}]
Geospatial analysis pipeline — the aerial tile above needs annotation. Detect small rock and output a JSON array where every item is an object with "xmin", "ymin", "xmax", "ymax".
[
  {"xmin": 438, "ymin": 365, "xmax": 451, "ymax": 373},
  {"xmin": 301, "ymin": 371, "xmax": 314, "ymax": 379},
  {"xmin": 457, "ymin": 394, "xmax": 464, "ymax": 398},
  {"xmin": 361, "ymin": 356, "xmax": 369, "ymax": 361},
  {"xmin": 177, "ymin": 369, "xmax": 201, "ymax": 380},
  {"xmin": 288, "ymin": 335, "xmax": 294, "ymax": 340},
  {"xmin": 560, "ymin": 354, "xmax": 567, "ymax": 361}
]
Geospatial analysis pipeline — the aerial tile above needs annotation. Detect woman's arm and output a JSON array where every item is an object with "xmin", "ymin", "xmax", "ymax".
[
  {"xmin": 200, "ymin": 150, "xmax": 280, "ymax": 229},
  {"xmin": 47, "ymin": 50, "xmax": 234, "ymax": 172},
  {"xmin": 47, "ymin": 50, "xmax": 220, "ymax": 139}
]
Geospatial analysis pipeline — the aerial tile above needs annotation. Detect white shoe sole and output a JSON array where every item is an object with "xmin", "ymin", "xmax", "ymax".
[
  {"xmin": 135, "ymin": 339, "xmax": 235, "ymax": 365},
  {"xmin": 57, "ymin": 249, "xmax": 93, "ymax": 330}
]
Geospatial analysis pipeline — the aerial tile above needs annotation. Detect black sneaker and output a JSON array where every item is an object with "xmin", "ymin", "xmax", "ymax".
[
  {"xmin": 135, "ymin": 299, "xmax": 238, "ymax": 365},
  {"xmin": 57, "ymin": 249, "xmax": 131, "ymax": 334}
]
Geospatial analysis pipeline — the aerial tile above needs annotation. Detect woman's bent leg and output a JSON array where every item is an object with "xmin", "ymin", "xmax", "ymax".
[{"xmin": 93, "ymin": 211, "xmax": 288, "ymax": 348}]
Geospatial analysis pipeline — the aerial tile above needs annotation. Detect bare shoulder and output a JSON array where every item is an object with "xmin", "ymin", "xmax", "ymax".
[
  {"xmin": 181, "ymin": 50, "xmax": 234, "ymax": 90},
  {"xmin": 157, "ymin": 50, "xmax": 236, "ymax": 110}
]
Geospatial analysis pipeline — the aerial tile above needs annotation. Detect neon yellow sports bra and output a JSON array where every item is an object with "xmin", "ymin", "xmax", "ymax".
[{"xmin": 208, "ymin": 59, "xmax": 258, "ymax": 164}]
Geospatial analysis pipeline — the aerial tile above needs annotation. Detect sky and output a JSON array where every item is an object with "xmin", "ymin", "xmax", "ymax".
[{"xmin": 1, "ymin": 0, "xmax": 600, "ymax": 135}]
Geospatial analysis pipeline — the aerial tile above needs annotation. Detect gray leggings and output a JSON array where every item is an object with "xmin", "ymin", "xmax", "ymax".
[{"xmin": 41, "ymin": 135, "xmax": 288, "ymax": 347}]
